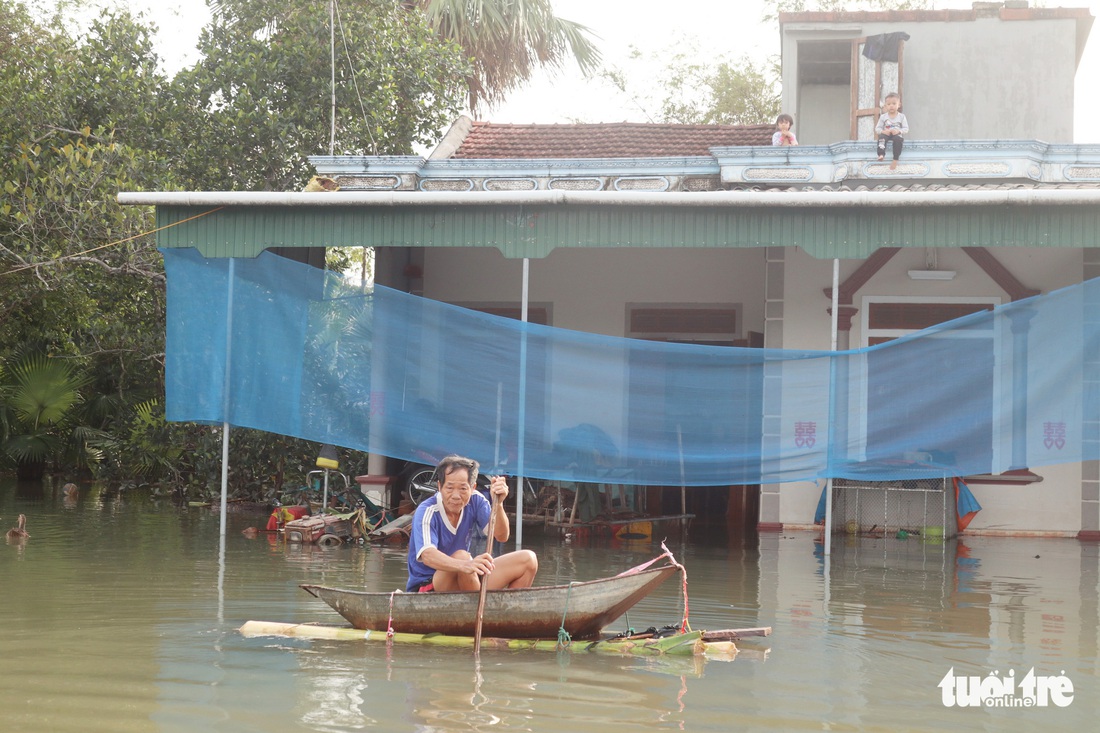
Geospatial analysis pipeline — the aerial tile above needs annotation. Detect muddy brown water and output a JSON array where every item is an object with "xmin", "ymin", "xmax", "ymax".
[{"xmin": 2, "ymin": 478, "xmax": 1097, "ymax": 731}]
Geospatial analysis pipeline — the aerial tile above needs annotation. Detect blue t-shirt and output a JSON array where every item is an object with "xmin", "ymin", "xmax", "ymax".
[{"xmin": 406, "ymin": 492, "xmax": 491, "ymax": 591}]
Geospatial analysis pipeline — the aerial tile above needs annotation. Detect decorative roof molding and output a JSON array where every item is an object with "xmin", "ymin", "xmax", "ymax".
[
  {"xmin": 412, "ymin": 155, "xmax": 719, "ymax": 177},
  {"xmin": 310, "ymin": 155, "xmax": 425, "ymax": 175},
  {"xmin": 311, "ymin": 140, "xmax": 1100, "ymax": 193},
  {"xmin": 712, "ymin": 140, "xmax": 1062, "ymax": 186}
]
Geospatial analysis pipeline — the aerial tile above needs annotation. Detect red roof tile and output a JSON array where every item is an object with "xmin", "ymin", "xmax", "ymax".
[{"xmin": 450, "ymin": 121, "xmax": 776, "ymax": 159}]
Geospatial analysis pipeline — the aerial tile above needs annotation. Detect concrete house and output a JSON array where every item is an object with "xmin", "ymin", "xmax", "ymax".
[
  {"xmin": 782, "ymin": 3, "xmax": 1092, "ymax": 144},
  {"xmin": 127, "ymin": 2, "xmax": 1100, "ymax": 539}
]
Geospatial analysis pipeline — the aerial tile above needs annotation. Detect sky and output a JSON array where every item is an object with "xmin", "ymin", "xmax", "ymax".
[{"xmin": 96, "ymin": 0, "xmax": 1100, "ymax": 142}]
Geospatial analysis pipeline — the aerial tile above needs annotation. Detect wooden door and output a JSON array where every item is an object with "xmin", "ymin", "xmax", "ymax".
[{"xmin": 849, "ymin": 37, "xmax": 905, "ymax": 140}]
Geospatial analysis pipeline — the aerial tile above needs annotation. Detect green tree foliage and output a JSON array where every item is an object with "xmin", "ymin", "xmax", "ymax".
[
  {"xmin": 410, "ymin": 0, "xmax": 602, "ymax": 115},
  {"xmin": 604, "ymin": 40, "xmax": 780, "ymax": 125},
  {"xmin": 0, "ymin": 3, "xmax": 170, "ymax": 405},
  {"xmin": 167, "ymin": 427, "xmax": 365, "ymax": 504},
  {"xmin": 0, "ymin": 0, "xmax": 477, "ymax": 497},
  {"xmin": 179, "ymin": 0, "xmax": 471, "ymax": 191},
  {"xmin": 0, "ymin": 350, "xmax": 111, "ymax": 479},
  {"xmin": 94, "ymin": 406, "xmax": 337, "ymax": 501}
]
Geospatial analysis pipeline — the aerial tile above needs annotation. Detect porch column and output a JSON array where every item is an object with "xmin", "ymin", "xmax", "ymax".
[
  {"xmin": 825, "ymin": 305, "xmax": 859, "ymax": 349},
  {"xmin": 1082, "ymin": 251, "xmax": 1100, "ymax": 541}
]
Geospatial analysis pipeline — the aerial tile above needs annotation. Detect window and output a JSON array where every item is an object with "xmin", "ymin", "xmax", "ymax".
[
  {"xmin": 865, "ymin": 300, "xmax": 996, "ymax": 345},
  {"xmin": 628, "ymin": 304, "xmax": 741, "ymax": 346},
  {"xmin": 462, "ymin": 305, "xmax": 549, "ymax": 326}
]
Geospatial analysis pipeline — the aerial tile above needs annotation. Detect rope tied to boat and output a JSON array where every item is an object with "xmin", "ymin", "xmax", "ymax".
[
  {"xmin": 614, "ymin": 542, "xmax": 690, "ymax": 633},
  {"xmin": 386, "ymin": 590, "xmax": 397, "ymax": 639},
  {"xmin": 661, "ymin": 540, "xmax": 691, "ymax": 634},
  {"xmin": 556, "ymin": 582, "xmax": 576, "ymax": 649}
]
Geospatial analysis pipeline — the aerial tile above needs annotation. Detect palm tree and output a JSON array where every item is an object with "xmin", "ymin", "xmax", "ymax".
[
  {"xmin": 0, "ymin": 352, "xmax": 104, "ymax": 479},
  {"xmin": 206, "ymin": 0, "xmax": 601, "ymax": 118},
  {"xmin": 408, "ymin": 0, "xmax": 602, "ymax": 114}
]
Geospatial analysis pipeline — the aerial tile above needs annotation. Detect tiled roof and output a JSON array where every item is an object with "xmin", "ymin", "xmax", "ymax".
[{"xmin": 450, "ymin": 121, "xmax": 776, "ymax": 159}]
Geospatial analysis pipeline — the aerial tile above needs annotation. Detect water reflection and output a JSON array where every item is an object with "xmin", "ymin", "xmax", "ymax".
[
  {"xmin": 2, "ymin": 478, "xmax": 1098, "ymax": 732},
  {"xmin": 290, "ymin": 642, "xmax": 713, "ymax": 732}
]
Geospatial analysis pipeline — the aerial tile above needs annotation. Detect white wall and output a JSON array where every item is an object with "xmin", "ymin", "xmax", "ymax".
[
  {"xmin": 776, "ymin": 246, "xmax": 1087, "ymax": 533},
  {"xmin": 776, "ymin": 246, "xmax": 1083, "ymax": 347},
  {"xmin": 422, "ymin": 247, "xmax": 769, "ymax": 337},
  {"xmin": 896, "ymin": 17, "xmax": 1077, "ymax": 142},
  {"xmin": 798, "ymin": 84, "xmax": 850, "ymax": 145},
  {"xmin": 414, "ymin": 241, "xmax": 1089, "ymax": 534},
  {"xmin": 783, "ymin": 17, "xmax": 1080, "ymax": 142},
  {"xmin": 420, "ymin": 245, "xmax": 769, "ymax": 458},
  {"xmin": 967, "ymin": 463, "xmax": 1083, "ymax": 533}
]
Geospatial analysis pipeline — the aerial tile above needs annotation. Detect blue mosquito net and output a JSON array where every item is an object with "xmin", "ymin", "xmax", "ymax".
[{"xmin": 162, "ymin": 247, "xmax": 1099, "ymax": 487}]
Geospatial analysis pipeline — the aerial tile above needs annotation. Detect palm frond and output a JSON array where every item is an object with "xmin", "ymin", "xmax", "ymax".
[
  {"xmin": 419, "ymin": 0, "xmax": 602, "ymax": 113},
  {"xmin": 7, "ymin": 354, "xmax": 91, "ymax": 429}
]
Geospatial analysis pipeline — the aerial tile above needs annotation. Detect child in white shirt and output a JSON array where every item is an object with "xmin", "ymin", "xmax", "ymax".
[{"xmin": 875, "ymin": 92, "xmax": 909, "ymax": 170}]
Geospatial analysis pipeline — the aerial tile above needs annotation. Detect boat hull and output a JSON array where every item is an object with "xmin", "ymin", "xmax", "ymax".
[{"xmin": 302, "ymin": 565, "xmax": 678, "ymax": 640}]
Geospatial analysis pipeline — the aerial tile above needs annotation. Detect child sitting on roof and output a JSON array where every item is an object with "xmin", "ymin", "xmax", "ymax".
[
  {"xmin": 772, "ymin": 113, "xmax": 798, "ymax": 146},
  {"xmin": 875, "ymin": 92, "xmax": 909, "ymax": 170}
]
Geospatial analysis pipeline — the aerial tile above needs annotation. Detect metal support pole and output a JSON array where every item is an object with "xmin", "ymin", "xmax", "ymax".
[
  {"xmin": 824, "ymin": 258, "xmax": 840, "ymax": 557},
  {"xmin": 219, "ymin": 258, "xmax": 236, "ymax": 537},
  {"xmin": 329, "ymin": 0, "xmax": 336, "ymax": 156},
  {"xmin": 516, "ymin": 258, "xmax": 530, "ymax": 549}
]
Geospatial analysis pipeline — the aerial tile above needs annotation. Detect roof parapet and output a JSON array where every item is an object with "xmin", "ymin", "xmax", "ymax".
[{"xmin": 306, "ymin": 140, "xmax": 1100, "ymax": 193}]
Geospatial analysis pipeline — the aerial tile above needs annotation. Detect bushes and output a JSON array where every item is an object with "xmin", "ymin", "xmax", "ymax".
[{"xmin": 94, "ymin": 406, "xmax": 368, "ymax": 504}]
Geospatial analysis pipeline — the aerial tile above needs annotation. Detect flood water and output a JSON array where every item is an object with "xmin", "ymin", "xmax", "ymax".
[{"xmin": 2, "ymin": 478, "xmax": 1098, "ymax": 732}]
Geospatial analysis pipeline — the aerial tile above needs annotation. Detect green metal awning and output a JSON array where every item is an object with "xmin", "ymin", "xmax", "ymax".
[{"xmin": 124, "ymin": 190, "xmax": 1100, "ymax": 260}]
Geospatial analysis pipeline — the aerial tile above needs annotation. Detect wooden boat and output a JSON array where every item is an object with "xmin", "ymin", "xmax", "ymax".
[{"xmin": 301, "ymin": 564, "xmax": 678, "ymax": 640}]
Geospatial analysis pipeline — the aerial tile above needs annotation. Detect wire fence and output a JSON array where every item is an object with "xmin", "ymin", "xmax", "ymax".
[{"xmin": 831, "ymin": 477, "xmax": 956, "ymax": 540}]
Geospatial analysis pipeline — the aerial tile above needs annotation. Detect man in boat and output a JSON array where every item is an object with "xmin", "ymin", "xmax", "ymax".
[{"xmin": 406, "ymin": 454, "xmax": 538, "ymax": 593}]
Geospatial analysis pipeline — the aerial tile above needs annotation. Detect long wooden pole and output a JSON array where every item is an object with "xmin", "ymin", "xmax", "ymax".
[{"xmin": 473, "ymin": 488, "xmax": 502, "ymax": 654}]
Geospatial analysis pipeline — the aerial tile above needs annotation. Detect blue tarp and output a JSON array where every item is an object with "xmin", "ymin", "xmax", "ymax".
[{"xmin": 162, "ymin": 248, "xmax": 1099, "ymax": 488}]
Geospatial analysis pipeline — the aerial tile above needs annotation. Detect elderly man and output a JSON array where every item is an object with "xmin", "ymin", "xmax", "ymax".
[{"xmin": 406, "ymin": 455, "xmax": 539, "ymax": 593}]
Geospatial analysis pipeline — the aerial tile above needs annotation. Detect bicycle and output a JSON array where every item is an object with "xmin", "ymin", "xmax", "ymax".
[
  {"xmin": 276, "ymin": 470, "xmax": 393, "ymax": 539},
  {"xmin": 399, "ymin": 458, "xmax": 538, "ymax": 511},
  {"xmin": 277, "ymin": 470, "xmax": 353, "ymax": 511}
]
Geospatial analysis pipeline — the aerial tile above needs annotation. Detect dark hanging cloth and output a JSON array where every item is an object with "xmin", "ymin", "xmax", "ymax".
[{"xmin": 862, "ymin": 32, "xmax": 911, "ymax": 62}]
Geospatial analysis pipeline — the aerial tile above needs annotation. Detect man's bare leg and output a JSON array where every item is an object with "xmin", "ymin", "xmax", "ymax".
[
  {"xmin": 484, "ymin": 550, "xmax": 539, "ymax": 590},
  {"xmin": 431, "ymin": 550, "xmax": 480, "ymax": 591},
  {"xmin": 430, "ymin": 549, "xmax": 538, "ymax": 591}
]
